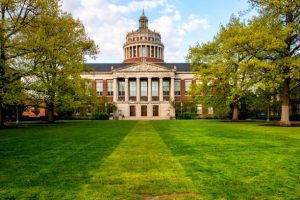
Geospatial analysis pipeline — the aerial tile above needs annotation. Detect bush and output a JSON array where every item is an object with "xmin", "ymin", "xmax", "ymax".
[
  {"xmin": 176, "ymin": 112, "xmax": 197, "ymax": 119},
  {"xmin": 92, "ymin": 112, "xmax": 109, "ymax": 120}
]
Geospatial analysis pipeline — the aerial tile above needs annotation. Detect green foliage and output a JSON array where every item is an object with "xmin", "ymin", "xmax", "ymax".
[
  {"xmin": 0, "ymin": 0, "xmax": 48, "ymax": 125},
  {"xmin": 176, "ymin": 112, "xmax": 197, "ymax": 119},
  {"xmin": 188, "ymin": 16, "xmax": 262, "ymax": 121},
  {"xmin": 22, "ymin": 1, "xmax": 98, "ymax": 122},
  {"xmin": 92, "ymin": 112, "xmax": 109, "ymax": 120},
  {"xmin": 95, "ymin": 97, "xmax": 117, "ymax": 114},
  {"xmin": 246, "ymin": 0, "xmax": 300, "ymax": 125},
  {"xmin": 169, "ymin": 100, "xmax": 198, "ymax": 114}
]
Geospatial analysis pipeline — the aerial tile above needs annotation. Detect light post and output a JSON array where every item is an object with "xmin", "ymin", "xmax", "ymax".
[{"xmin": 105, "ymin": 102, "xmax": 107, "ymax": 114}]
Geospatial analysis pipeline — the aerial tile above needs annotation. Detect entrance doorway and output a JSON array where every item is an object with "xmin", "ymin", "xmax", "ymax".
[
  {"xmin": 130, "ymin": 105, "xmax": 136, "ymax": 116},
  {"xmin": 153, "ymin": 105, "xmax": 159, "ymax": 116},
  {"xmin": 141, "ymin": 105, "xmax": 147, "ymax": 116}
]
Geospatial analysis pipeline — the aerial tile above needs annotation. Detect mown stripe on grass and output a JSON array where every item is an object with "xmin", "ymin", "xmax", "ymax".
[{"xmin": 77, "ymin": 121, "xmax": 200, "ymax": 200}]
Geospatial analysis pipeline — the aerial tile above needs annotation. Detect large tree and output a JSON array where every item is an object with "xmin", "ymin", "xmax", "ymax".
[
  {"xmin": 188, "ymin": 17, "xmax": 260, "ymax": 121},
  {"xmin": 0, "ymin": 0, "xmax": 45, "ymax": 127},
  {"xmin": 23, "ymin": 1, "xmax": 98, "ymax": 123},
  {"xmin": 248, "ymin": 0, "xmax": 300, "ymax": 126}
]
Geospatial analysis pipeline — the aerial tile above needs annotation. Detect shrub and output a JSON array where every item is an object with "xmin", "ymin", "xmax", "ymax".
[
  {"xmin": 92, "ymin": 112, "xmax": 109, "ymax": 120},
  {"xmin": 176, "ymin": 112, "xmax": 197, "ymax": 119}
]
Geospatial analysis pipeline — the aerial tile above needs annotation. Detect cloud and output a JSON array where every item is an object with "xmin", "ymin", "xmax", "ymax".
[
  {"xmin": 62, "ymin": 0, "xmax": 210, "ymax": 63},
  {"xmin": 108, "ymin": 0, "xmax": 166, "ymax": 14}
]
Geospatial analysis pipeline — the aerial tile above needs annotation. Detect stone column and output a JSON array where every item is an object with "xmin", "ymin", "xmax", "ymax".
[
  {"xmin": 125, "ymin": 77, "xmax": 129, "ymax": 102},
  {"xmin": 113, "ymin": 78, "xmax": 117, "ymax": 102},
  {"xmin": 148, "ymin": 77, "xmax": 151, "ymax": 102},
  {"xmin": 151, "ymin": 46, "xmax": 154, "ymax": 57},
  {"xmin": 160, "ymin": 48, "xmax": 162, "ymax": 59},
  {"xmin": 136, "ymin": 77, "xmax": 140, "ymax": 102},
  {"xmin": 159, "ymin": 77, "xmax": 163, "ymax": 101},
  {"xmin": 170, "ymin": 77, "xmax": 175, "ymax": 100}
]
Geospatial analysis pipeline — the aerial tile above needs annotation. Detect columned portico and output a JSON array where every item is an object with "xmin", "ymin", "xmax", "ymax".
[{"xmin": 111, "ymin": 62, "xmax": 176, "ymax": 119}]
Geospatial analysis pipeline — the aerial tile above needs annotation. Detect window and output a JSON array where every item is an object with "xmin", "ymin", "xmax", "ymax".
[
  {"xmin": 152, "ymin": 80, "xmax": 158, "ymax": 96},
  {"xmin": 118, "ymin": 80, "xmax": 125, "ymax": 96},
  {"xmin": 163, "ymin": 80, "xmax": 170, "ymax": 96},
  {"xmin": 86, "ymin": 105, "xmax": 92, "ymax": 115},
  {"xmin": 141, "ymin": 80, "xmax": 147, "ymax": 96},
  {"xmin": 141, "ymin": 105, "xmax": 147, "ymax": 116},
  {"xmin": 185, "ymin": 80, "xmax": 192, "ymax": 95},
  {"xmin": 208, "ymin": 107, "xmax": 214, "ymax": 115},
  {"xmin": 153, "ymin": 105, "xmax": 159, "ymax": 116},
  {"xmin": 107, "ymin": 80, "xmax": 113, "ymax": 96},
  {"xmin": 129, "ymin": 80, "xmax": 136, "ymax": 96},
  {"xmin": 197, "ymin": 104, "xmax": 203, "ymax": 115},
  {"xmin": 175, "ymin": 80, "xmax": 181, "ymax": 96},
  {"xmin": 130, "ymin": 106, "xmax": 136, "ymax": 116},
  {"xmin": 96, "ymin": 80, "xmax": 103, "ymax": 96}
]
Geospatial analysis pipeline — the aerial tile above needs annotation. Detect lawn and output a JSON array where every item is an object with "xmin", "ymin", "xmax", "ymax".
[{"xmin": 0, "ymin": 120, "xmax": 299, "ymax": 199}]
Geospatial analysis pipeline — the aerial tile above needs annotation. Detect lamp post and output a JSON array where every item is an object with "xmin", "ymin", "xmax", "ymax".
[{"xmin": 105, "ymin": 102, "xmax": 107, "ymax": 114}]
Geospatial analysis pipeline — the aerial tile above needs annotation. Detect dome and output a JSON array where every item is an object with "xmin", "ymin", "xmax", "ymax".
[{"xmin": 123, "ymin": 10, "xmax": 164, "ymax": 63}]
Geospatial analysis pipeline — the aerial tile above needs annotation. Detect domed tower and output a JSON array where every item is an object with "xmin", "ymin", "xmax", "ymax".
[{"xmin": 123, "ymin": 10, "xmax": 164, "ymax": 63}]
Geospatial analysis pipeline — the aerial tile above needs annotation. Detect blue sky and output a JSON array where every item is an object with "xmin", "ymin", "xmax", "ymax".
[{"xmin": 62, "ymin": 0, "xmax": 256, "ymax": 63}]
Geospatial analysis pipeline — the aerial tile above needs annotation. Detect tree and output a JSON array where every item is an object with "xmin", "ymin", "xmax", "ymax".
[
  {"xmin": 188, "ymin": 17, "xmax": 260, "ymax": 121},
  {"xmin": 247, "ymin": 0, "xmax": 300, "ymax": 126},
  {"xmin": 23, "ymin": 1, "xmax": 98, "ymax": 123},
  {"xmin": 0, "ymin": 0, "xmax": 45, "ymax": 127}
]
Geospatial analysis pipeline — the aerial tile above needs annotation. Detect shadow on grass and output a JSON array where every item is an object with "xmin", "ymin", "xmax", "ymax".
[{"xmin": 0, "ymin": 120, "xmax": 137, "ymax": 199}]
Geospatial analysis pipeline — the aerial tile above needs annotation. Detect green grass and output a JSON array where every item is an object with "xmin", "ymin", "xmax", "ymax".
[{"xmin": 0, "ymin": 120, "xmax": 300, "ymax": 199}]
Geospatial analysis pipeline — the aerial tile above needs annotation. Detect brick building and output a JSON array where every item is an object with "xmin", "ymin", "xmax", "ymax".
[{"xmin": 82, "ymin": 11, "xmax": 200, "ymax": 119}]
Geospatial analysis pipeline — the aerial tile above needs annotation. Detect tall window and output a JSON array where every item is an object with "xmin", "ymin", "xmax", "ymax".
[
  {"xmin": 141, "ymin": 80, "xmax": 147, "ymax": 96},
  {"xmin": 163, "ymin": 80, "xmax": 170, "ymax": 95},
  {"xmin": 118, "ymin": 80, "xmax": 125, "ymax": 96},
  {"xmin": 152, "ymin": 80, "xmax": 158, "ymax": 96},
  {"xmin": 129, "ymin": 80, "xmax": 136, "ymax": 96},
  {"xmin": 107, "ymin": 80, "xmax": 113, "ymax": 96},
  {"xmin": 185, "ymin": 80, "xmax": 192, "ymax": 95},
  {"xmin": 96, "ymin": 80, "xmax": 103, "ymax": 96},
  {"xmin": 175, "ymin": 80, "xmax": 181, "ymax": 96}
]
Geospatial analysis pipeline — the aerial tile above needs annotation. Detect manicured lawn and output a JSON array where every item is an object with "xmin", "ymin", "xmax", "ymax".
[{"xmin": 0, "ymin": 120, "xmax": 299, "ymax": 199}]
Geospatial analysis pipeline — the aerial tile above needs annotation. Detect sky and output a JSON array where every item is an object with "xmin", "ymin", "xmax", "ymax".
[{"xmin": 62, "ymin": 0, "xmax": 256, "ymax": 63}]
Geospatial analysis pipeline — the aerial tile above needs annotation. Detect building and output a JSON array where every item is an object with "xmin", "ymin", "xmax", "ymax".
[{"xmin": 82, "ymin": 11, "xmax": 197, "ymax": 119}]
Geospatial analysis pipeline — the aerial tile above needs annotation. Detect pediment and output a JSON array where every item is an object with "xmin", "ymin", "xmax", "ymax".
[{"xmin": 115, "ymin": 63, "xmax": 173, "ymax": 72}]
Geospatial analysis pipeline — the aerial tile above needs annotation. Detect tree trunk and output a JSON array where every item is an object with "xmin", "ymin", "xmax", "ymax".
[
  {"xmin": 232, "ymin": 102, "xmax": 239, "ymax": 121},
  {"xmin": 0, "ymin": 105, "xmax": 4, "ymax": 128},
  {"xmin": 47, "ymin": 103, "xmax": 55, "ymax": 123},
  {"xmin": 280, "ymin": 78, "xmax": 291, "ymax": 126}
]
